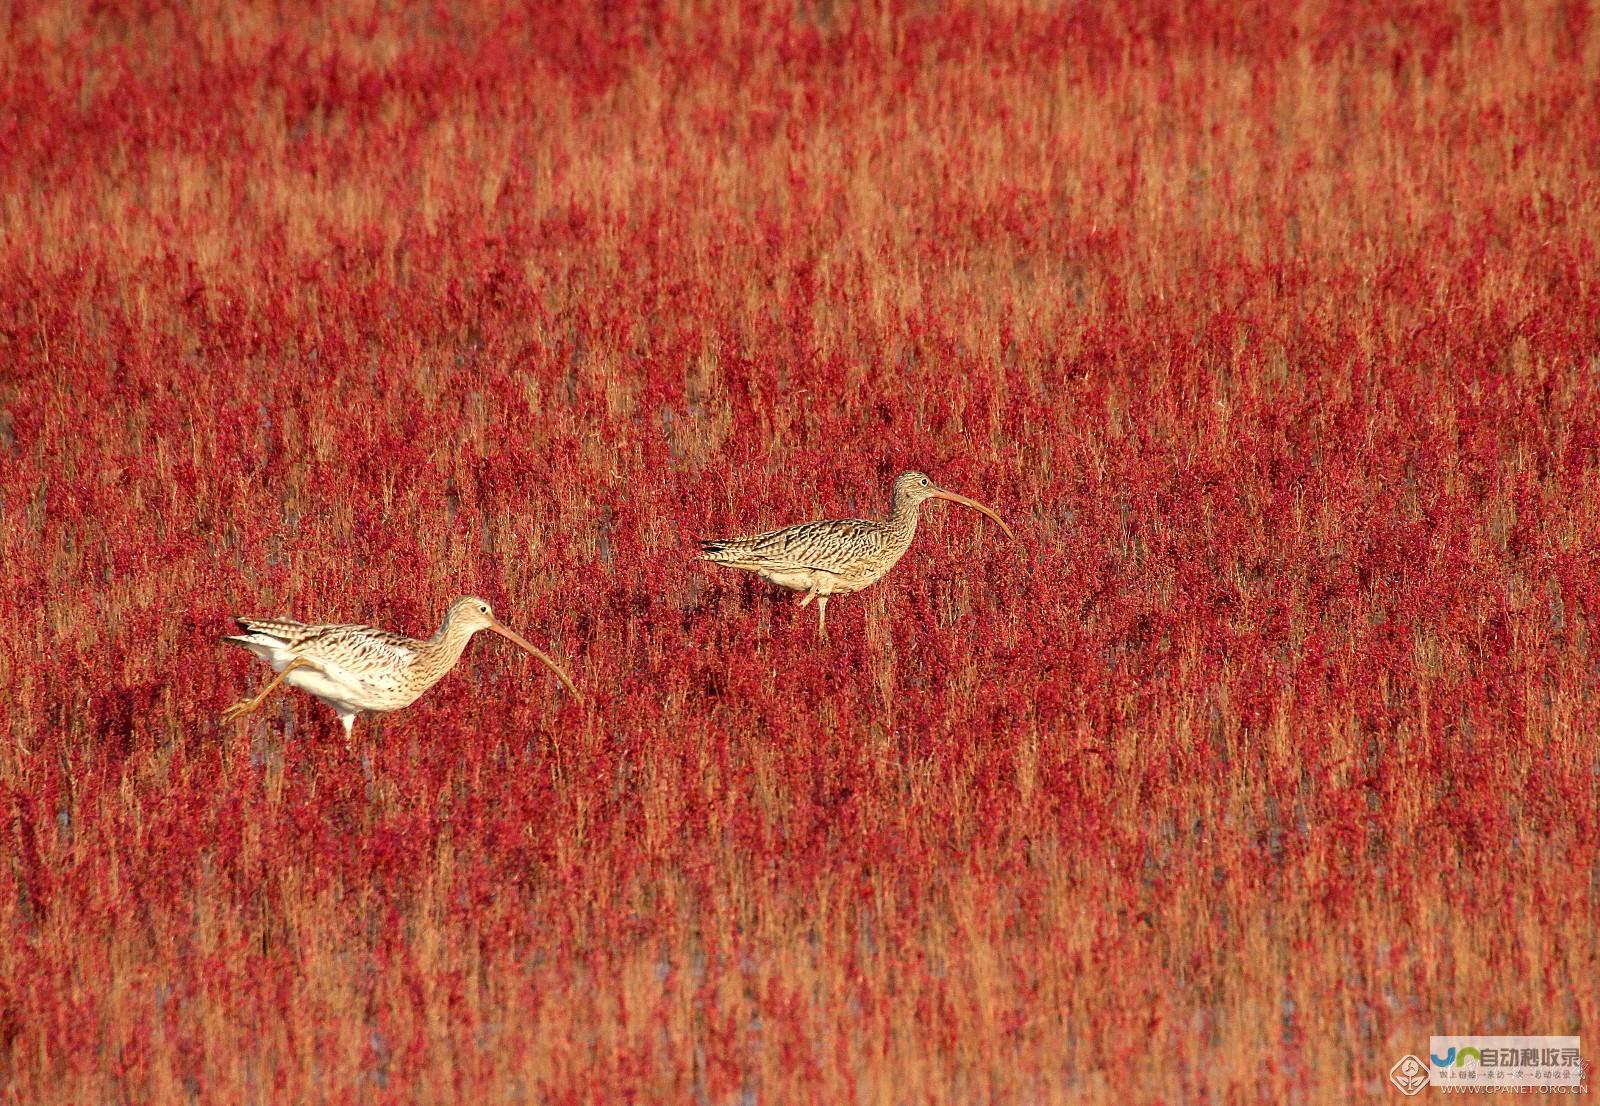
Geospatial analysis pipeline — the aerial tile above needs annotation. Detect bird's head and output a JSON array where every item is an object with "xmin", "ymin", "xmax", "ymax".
[
  {"xmin": 892, "ymin": 471, "xmax": 940, "ymax": 506},
  {"xmin": 891, "ymin": 471, "xmax": 1019, "ymax": 544},
  {"xmin": 447, "ymin": 595, "xmax": 499, "ymax": 633},
  {"xmin": 446, "ymin": 595, "xmax": 583, "ymax": 702}
]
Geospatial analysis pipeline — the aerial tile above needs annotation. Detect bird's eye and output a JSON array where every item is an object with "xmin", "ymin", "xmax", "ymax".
[
  {"xmin": 479, "ymin": 604, "xmax": 489, "ymax": 613},
  {"xmin": 920, "ymin": 477, "xmax": 930, "ymax": 486}
]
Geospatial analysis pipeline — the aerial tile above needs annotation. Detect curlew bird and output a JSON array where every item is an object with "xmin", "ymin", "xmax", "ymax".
[
  {"xmin": 220, "ymin": 595, "xmax": 580, "ymax": 739},
  {"xmin": 699, "ymin": 471, "xmax": 1017, "ymax": 638}
]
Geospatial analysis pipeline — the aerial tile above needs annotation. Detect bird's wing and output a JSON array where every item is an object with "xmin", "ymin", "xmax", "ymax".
[
  {"xmin": 229, "ymin": 619, "xmax": 415, "ymax": 693},
  {"xmin": 701, "ymin": 519, "xmax": 883, "ymax": 574},
  {"xmin": 289, "ymin": 625, "xmax": 417, "ymax": 692}
]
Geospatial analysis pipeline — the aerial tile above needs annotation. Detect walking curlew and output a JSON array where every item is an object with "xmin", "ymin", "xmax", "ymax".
[
  {"xmin": 698, "ymin": 471, "xmax": 1018, "ymax": 638},
  {"xmin": 220, "ymin": 596, "xmax": 580, "ymax": 739}
]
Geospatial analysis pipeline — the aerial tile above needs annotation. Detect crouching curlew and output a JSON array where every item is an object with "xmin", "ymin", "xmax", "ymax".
[
  {"xmin": 220, "ymin": 596, "xmax": 580, "ymax": 739},
  {"xmin": 699, "ymin": 471, "xmax": 1018, "ymax": 638}
]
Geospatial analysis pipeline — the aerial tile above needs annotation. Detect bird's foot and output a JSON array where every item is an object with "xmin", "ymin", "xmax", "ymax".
[{"xmin": 220, "ymin": 698, "xmax": 257, "ymax": 724}]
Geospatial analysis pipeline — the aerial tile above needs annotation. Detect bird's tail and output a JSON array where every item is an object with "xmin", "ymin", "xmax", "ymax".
[
  {"xmin": 223, "ymin": 616, "xmax": 305, "ymax": 657},
  {"xmin": 222, "ymin": 633, "xmax": 279, "ymax": 659},
  {"xmin": 698, "ymin": 538, "xmax": 752, "ymax": 564}
]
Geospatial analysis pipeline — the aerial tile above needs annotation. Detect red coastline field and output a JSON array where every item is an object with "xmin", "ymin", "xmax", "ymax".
[{"xmin": 3, "ymin": 2, "xmax": 1598, "ymax": 1101}]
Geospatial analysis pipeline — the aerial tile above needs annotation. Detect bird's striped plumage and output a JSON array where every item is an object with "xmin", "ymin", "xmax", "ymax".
[
  {"xmin": 702, "ymin": 517, "xmax": 893, "ymax": 581},
  {"xmin": 699, "ymin": 471, "xmax": 1017, "ymax": 637}
]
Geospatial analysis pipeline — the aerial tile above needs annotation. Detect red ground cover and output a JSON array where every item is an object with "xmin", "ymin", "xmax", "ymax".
[{"xmin": 3, "ymin": 1, "xmax": 1597, "ymax": 1101}]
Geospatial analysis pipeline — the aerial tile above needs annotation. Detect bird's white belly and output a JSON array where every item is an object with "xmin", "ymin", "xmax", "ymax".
[
  {"xmin": 758, "ymin": 568, "xmax": 857, "ymax": 596},
  {"xmin": 284, "ymin": 667, "xmax": 395, "ymax": 714},
  {"xmin": 758, "ymin": 568, "xmax": 816, "ymax": 592}
]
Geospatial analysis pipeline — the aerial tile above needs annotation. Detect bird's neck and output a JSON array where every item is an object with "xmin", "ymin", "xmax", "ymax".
[
  {"xmin": 884, "ymin": 493, "xmax": 922, "ymax": 547},
  {"xmin": 421, "ymin": 615, "xmax": 477, "ymax": 673}
]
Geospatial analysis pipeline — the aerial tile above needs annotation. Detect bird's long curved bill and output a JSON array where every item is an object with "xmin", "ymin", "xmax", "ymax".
[
  {"xmin": 929, "ymin": 488, "xmax": 1019, "ymax": 545},
  {"xmin": 490, "ymin": 622, "xmax": 583, "ymax": 702}
]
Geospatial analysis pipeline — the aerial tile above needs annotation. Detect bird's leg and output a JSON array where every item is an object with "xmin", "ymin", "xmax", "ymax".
[
  {"xmin": 222, "ymin": 659, "xmax": 310, "ymax": 724},
  {"xmin": 797, "ymin": 590, "xmax": 816, "ymax": 608},
  {"xmin": 817, "ymin": 595, "xmax": 829, "ymax": 640},
  {"xmin": 340, "ymin": 712, "xmax": 356, "ymax": 746}
]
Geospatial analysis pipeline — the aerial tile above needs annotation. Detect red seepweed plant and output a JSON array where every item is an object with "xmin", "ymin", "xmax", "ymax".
[{"xmin": 2, "ymin": 1, "xmax": 1597, "ymax": 1102}]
